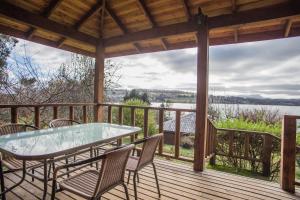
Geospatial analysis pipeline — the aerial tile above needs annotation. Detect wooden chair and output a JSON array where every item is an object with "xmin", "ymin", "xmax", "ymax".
[
  {"xmin": 51, "ymin": 144, "xmax": 134, "ymax": 200},
  {"xmin": 126, "ymin": 133, "xmax": 163, "ymax": 200},
  {"xmin": 0, "ymin": 124, "xmax": 42, "ymax": 177},
  {"xmin": 49, "ymin": 119, "xmax": 81, "ymax": 128}
]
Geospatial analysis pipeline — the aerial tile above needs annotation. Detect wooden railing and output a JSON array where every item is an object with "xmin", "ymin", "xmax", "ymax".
[
  {"xmin": 0, "ymin": 103, "xmax": 96, "ymax": 128},
  {"xmin": 211, "ymin": 127, "xmax": 281, "ymax": 177},
  {"xmin": 99, "ymin": 103, "xmax": 198, "ymax": 162}
]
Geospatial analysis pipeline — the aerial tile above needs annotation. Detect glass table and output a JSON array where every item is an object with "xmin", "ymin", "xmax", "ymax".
[{"xmin": 0, "ymin": 123, "xmax": 141, "ymax": 200}]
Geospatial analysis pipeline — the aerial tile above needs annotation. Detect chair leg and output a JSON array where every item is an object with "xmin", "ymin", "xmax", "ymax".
[
  {"xmin": 133, "ymin": 172, "xmax": 138, "ymax": 200},
  {"xmin": 127, "ymin": 171, "xmax": 131, "ymax": 184},
  {"xmin": 48, "ymin": 163, "xmax": 52, "ymax": 178},
  {"xmin": 51, "ymin": 179, "xmax": 56, "ymax": 200},
  {"xmin": 152, "ymin": 163, "xmax": 161, "ymax": 197},
  {"xmin": 137, "ymin": 172, "xmax": 140, "ymax": 183},
  {"xmin": 90, "ymin": 147, "xmax": 93, "ymax": 167},
  {"xmin": 122, "ymin": 183, "xmax": 130, "ymax": 200}
]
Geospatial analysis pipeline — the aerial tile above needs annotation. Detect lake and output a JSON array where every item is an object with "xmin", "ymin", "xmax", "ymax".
[{"xmin": 151, "ymin": 102, "xmax": 300, "ymax": 116}]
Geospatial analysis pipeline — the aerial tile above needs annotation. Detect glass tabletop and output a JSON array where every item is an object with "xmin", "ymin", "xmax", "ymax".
[{"xmin": 0, "ymin": 123, "xmax": 141, "ymax": 160}]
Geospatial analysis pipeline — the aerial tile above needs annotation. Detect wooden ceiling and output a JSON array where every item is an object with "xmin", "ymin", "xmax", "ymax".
[{"xmin": 0, "ymin": 0, "xmax": 299, "ymax": 58}]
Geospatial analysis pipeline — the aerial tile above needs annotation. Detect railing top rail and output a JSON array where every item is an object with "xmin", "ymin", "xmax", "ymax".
[
  {"xmin": 283, "ymin": 115, "xmax": 300, "ymax": 119},
  {"xmin": 0, "ymin": 103, "xmax": 96, "ymax": 108},
  {"xmin": 99, "ymin": 103, "xmax": 196, "ymax": 112},
  {"xmin": 216, "ymin": 127, "xmax": 281, "ymax": 140}
]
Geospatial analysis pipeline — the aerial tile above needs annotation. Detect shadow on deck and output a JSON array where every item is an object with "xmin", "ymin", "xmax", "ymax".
[{"xmin": 3, "ymin": 158, "xmax": 300, "ymax": 200}]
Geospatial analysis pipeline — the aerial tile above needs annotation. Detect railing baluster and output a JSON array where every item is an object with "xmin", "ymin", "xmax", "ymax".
[
  {"xmin": 82, "ymin": 105, "xmax": 87, "ymax": 123},
  {"xmin": 175, "ymin": 110, "xmax": 181, "ymax": 159},
  {"xmin": 262, "ymin": 134, "xmax": 272, "ymax": 177},
  {"xmin": 244, "ymin": 134, "xmax": 250, "ymax": 159},
  {"xmin": 143, "ymin": 108, "xmax": 149, "ymax": 138},
  {"xmin": 117, "ymin": 106, "xmax": 123, "ymax": 146},
  {"xmin": 34, "ymin": 106, "xmax": 40, "ymax": 128},
  {"xmin": 53, "ymin": 106, "xmax": 58, "ymax": 119},
  {"xmin": 158, "ymin": 109, "xmax": 164, "ymax": 155},
  {"xmin": 107, "ymin": 105, "xmax": 112, "ymax": 123},
  {"xmin": 130, "ymin": 107, "xmax": 136, "ymax": 142},
  {"xmin": 11, "ymin": 107, "xmax": 18, "ymax": 123},
  {"xmin": 228, "ymin": 131, "xmax": 234, "ymax": 156},
  {"xmin": 69, "ymin": 106, "xmax": 74, "ymax": 120}
]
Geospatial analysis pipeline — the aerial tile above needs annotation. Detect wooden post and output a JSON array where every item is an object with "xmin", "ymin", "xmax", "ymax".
[
  {"xmin": 130, "ymin": 107, "xmax": 136, "ymax": 142},
  {"xmin": 53, "ymin": 106, "xmax": 58, "ymax": 119},
  {"xmin": 94, "ymin": 40, "xmax": 105, "ymax": 122},
  {"xmin": 175, "ymin": 110, "xmax": 181, "ymax": 159},
  {"xmin": 69, "ymin": 106, "xmax": 74, "ymax": 120},
  {"xmin": 34, "ymin": 106, "xmax": 40, "ymax": 128},
  {"xmin": 11, "ymin": 107, "xmax": 18, "ymax": 124},
  {"xmin": 194, "ymin": 9, "xmax": 209, "ymax": 171},
  {"xmin": 144, "ymin": 108, "xmax": 149, "ymax": 138},
  {"xmin": 262, "ymin": 134, "xmax": 272, "ymax": 177},
  {"xmin": 280, "ymin": 115, "xmax": 297, "ymax": 193},
  {"xmin": 158, "ymin": 109, "xmax": 164, "ymax": 155},
  {"xmin": 82, "ymin": 105, "xmax": 87, "ymax": 123},
  {"xmin": 107, "ymin": 105, "xmax": 112, "ymax": 123},
  {"xmin": 117, "ymin": 106, "xmax": 123, "ymax": 146}
]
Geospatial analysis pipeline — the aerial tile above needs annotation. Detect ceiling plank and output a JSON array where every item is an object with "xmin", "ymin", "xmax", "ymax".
[
  {"xmin": 104, "ymin": 2, "xmax": 300, "ymax": 47},
  {"xmin": 0, "ymin": 1, "xmax": 98, "ymax": 46},
  {"xmin": 284, "ymin": 19, "xmax": 293, "ymax": 37},
  {"xmin": 234, "ymin": 28, "xmax": 238, "ymax": 42},
  {"xmin": 57, "ymin": 0, "xmax": 103, "ymax": 47},
  {"xmin": 231, "ymin": 0, "xmax": 237, "ymax": 13},
  {"xmin": 27, "ymin": 0, "xmax": 63, "ymax": 39},
  {"xmin": 181, "ymin": 0, "xmax": 191, "ymax": 21}
]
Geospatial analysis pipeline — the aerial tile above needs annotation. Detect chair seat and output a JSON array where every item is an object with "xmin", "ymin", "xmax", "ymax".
[
  {"xmin": 126, "ymin": 156, "xmax": 139, "ymax": 171},
  {"xmin": 60, "ymin": 170, "xmax": 99, "ymax": 199},
  {"xmin": 2, "ymin": 157, "xmax": 42, "ymax": 170}
]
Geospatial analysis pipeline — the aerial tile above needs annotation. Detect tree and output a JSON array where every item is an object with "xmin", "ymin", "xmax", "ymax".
[
  {"xmin": 0, "ymin": 34, "xmax": 17, "ymax": 88},
  {"xmin": 124, "ymin": 89, "xmax": 150, "ymax": 104},
  {"xmin": 113, "ymin": 99, "xmax": 157, "ymax": 135}
]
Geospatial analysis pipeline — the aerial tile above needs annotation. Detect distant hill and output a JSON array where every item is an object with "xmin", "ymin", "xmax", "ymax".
[{"xmin": 106, "ymin": 89, "xmax": 300, "ymax": 106}]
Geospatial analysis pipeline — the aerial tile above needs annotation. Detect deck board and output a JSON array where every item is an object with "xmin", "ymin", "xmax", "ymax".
[{"xmin": 2, "ymin": 158, "xmax": 300, "ymax": 200}]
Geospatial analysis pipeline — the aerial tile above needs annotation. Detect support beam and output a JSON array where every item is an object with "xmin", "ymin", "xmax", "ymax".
[
  {"xmin": 231, "ymin": 0, "xmax": 237, "ymax": 13},
  {"xmin": 94, "ymin": 0, "xmax": 105, "ymax": 122},
  {"xmin": 27, "ymin": 0, "xmax": 64, "ymax": 39},
  {"xmin": 0, "ymin": 1, "xmax": 98, "ymax": 46},
  {"xmin": 94, "ymin": 41, "xmax": 105, "ymax": 122},
  {"xmin": 234, "ymin": 28, "xmax": 238, "ymax": 42},
  {"xmin": 57, "ymin": 1, "xmax": 103, "ymax": 47},
  {"xmin": 194, "ymin": 10, "xmax": 209, "ymax": 171},
  {"xmin": 104, "ymin": 2, "xmax": 300, "ymax": 47},
  {"xmin": 284, "ymin": 19, "xmax": 293, "ymax": 37},
  {"xmin": 181, "ymin": 0, "xmax": 192, "ymax": 21},
  {"xmin": 280, "ymin": 115, "xmax": 297, "ymax": 193}
]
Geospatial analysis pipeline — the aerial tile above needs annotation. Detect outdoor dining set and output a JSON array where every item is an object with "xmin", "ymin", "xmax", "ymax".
[{"xmin": 0, "ymin": 119, "xmax": 163, "ymax": 200}]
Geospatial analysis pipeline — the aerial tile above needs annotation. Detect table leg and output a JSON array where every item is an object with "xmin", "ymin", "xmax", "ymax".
[
  {"xmin": 43, "ymin": 160, "xmax": 48, "ymax": 200},
  {"xmin": 0, "ymin": 159, "xmax": 6, "ymax": 200}
]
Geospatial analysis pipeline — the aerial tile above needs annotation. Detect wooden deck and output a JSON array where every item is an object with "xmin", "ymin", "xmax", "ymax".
[{"xmin": 3, "ymin": 158, "xmax": 300, "ymax": 200}]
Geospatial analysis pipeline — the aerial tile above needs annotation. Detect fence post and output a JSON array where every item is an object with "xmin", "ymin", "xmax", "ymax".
[
  {"xmin": 53, "ymin": 106, "xmax": 58, "ymax": 119},
  {"xmin": 262, "ymin": 134, "xmax": 272, "ymax": 177},
  {"xmin": 11, "ymin": 107, "xmax": 18, "ymax": 123},
  {"xmin": 82, "ymin": 105, "xmax": 87, "ymax": 123},
  {"xmin": 280, "ymin": 115, "xmax": 297, "ymax": 193},
  {"xmin": 34, "ymin": 106, "xmax": 40, "ymax": 128},
  {"xmin": 158, "ymin": 109, "xmax": 164, "ymax": 156},
  {"xmin": 175, "ymin": 111, "xmax": 181, "ymax": 159},
  {"xmin": 130, "ymin": 107, "xmax": 136, "ymax": 142}
]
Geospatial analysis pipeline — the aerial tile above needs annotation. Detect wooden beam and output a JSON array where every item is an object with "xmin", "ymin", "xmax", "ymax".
[
  {"xmin": 231, "ymin": 0, "xmax": 237, "ymax": 13},
  {"xmin": 194, "ymin": 10, "xmax": 209, "ymax": 172},
  {"xmin": 0, "ymin": 1, "xmax": 98, "ymax": 46},
  {"xmin": 137, "ymin": 0, "xmax": 157, "ymax": 27},
  {"xmin": 94, "ymin": 41, "xmax": 105, "ymax": 122},
  {"xmin": 280, "ymin": 115, "xmax": 297, "ymax": 193},
  {"xmin": 0, "ymin": 24, "xmax": 95, "ymax": 57},
  {"xmin": 105, "ymin": 4, "xmax": 127, "ymax": 34},
  {"xmin": 104, "ymin": 2, "xmax": 300, "ymax": 47},
  {"xmin": 57, "ymin": 1, "xmax": 103, "ymax": 47},
  {"xmin": 284, "ymin": 19, "xmax": 293, "ymax": 37},
  {"xmin": 161, "ymin": 38, "xmax": 168, "ymax": 50},
  {"xmin": 27, "ymin": 0, "xmax": 63, "ymax": 39},
  {"xmin": 181, "ymin": 0, "xmax": 192, "ymax": 21}
]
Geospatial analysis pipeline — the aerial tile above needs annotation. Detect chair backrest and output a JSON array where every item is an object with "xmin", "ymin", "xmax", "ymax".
[
  {"xmin": 0, "ymin": 124, "xmax": 38, "ymax": 136},
  {"xmin": 94, "ymin": 144, "xmax": 134, "ymax": 197},
  {"xmin": 137, "ymin": 133, "xmax": 163, "ymax": 169},
  {"xmin": 49, "ymin": 119, "xmax": 80, "ymax": 128}
]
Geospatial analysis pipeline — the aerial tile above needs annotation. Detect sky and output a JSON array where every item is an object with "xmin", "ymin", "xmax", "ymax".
[{"xmin": 9, "ymin": 36, "xmax": 300, "ymax": 99}]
